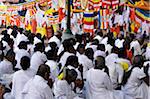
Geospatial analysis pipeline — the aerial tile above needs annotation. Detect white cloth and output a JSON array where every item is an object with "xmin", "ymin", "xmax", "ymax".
[
  {"xmin": 0, "ymin": 60, "xmax": 14, "ymax": 77},
  {"xmin": 123, "ymin": 67, "xmax": 148, "ymax": 99},
  {"xmin": 94, "ymin": 35, "xmax": 103, "ymax": 43},
  {"xmin": 11, "ymin": 69, "xmax": 34, "ymax": 99},
  {"xmin": 130, "ymin": 40, "xmax": 142, "ymax": 56},
  {"xmin": 78, "ymin": 55, "xmax": 93, "ymax": 79},
  {"xmin": 30, "ymin": 51, "xmax": 47, "ymax": 73},
  {"xmin": 33, "ymin": 37, "xmax": 42, "ymax": 45},
  {"xmin": 21, "ymin": 75, "xmax": 54, "ymax": 99},
  {"xmin": 105, "ymin": 44, "xmax": 113, "ymax": 55},
  {"xmin": 106, "ymin": 54, "xmax": 124, "ymax": 88},
  {"xmin": 48, "ymin": 36, "xmax": 61, "ymax": 47},
  {"xmin": 15, "ymin": 49, "xmax": 30, "ymax": 69},
  {"xmin": 94, "ymin": 50, "xmax": 106, "ymax": 59},
  {"xmin": 100, "ymin": 37, "xmax": 108, "ymax": 45},
  {"xmin": 115, "ymin": 39, "xmax": 124, "ymax": 48},
  {"xmin": 145, "ymin": 47, "xmax": 150, "ymax": 60},
  {"xmin": 59, "ymin": 52, "xmax": 74, "ymax": 68},
  {"xmin": 142, "ymin": 21, "xmax": 149, "ymax": 36},
  {"xmin": 86, "ymin": 68, "xmax": 113, "ymax": 99},
  {"xmin": 45, "ymin": 60, "xmax": 59, "ymax": 81},
  {"xmin": 54, "ymin": 79, "xmax": 76, "ymax": 99}
]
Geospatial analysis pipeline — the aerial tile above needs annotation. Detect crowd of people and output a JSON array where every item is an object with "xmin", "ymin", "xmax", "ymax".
[{"xmin": 0, "ymin": 25, "xmax": 149, "ymax": 99}]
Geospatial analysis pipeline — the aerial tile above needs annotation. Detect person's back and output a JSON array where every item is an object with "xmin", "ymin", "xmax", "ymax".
[
  {"xmin": 11, "ymin": 56, "xmax": 34, "ymax": 99},
  {"xmin": 86, "ymin": 56, "xmax": 113, "ymax": 99},
  {"xmin": 22, "ymin": 64, "xmax": 54, "ymax": 99}
]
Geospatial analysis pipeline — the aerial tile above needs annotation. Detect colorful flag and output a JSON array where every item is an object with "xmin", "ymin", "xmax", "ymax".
[
  {"xmin": 83, "ymin": 11, "xmax": 94, "ymax": 34},
  {"xmin": 98, "ymin": 9, "xmax": 109, "ymax": 29}
]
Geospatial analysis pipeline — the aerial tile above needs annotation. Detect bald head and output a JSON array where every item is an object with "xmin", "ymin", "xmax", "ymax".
[
  {"xmin": 37, "ymin": 64, "xmax": 50, "ymax": 80},
  {"xmin": 95, "ymin": 56, "xmax": 105, "ymax": 69},
  {"xmin": 133, "ymin": 55, "xmax": 144, "ymax": 68}
]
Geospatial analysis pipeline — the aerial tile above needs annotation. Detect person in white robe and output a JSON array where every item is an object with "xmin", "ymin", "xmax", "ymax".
[
  {"xmin": 0, "ymin": 49, "xmax": 15, "ymax": 77},
  {"xmin": 14, "ymin": 41, "xmax": 30, "ymax": 69},
  {"xmin": 105, "ymin": 47, "xmax": 124, "ymax": 89},
  {"xmin": 94, "ymin": 44, "xmax": 106, "ymax": 59},
  {"xmin": 11, "ymin": 56, "xmax": 34, "ymax": 99},
  {"xmin": 130, "ymin": 39, "xmax": 142, "ymax": 56},
  {"xmin": 54, "ymin": 69, "xmax": 77, "ymax": 99},
  {"xmin": 59, "ymin": 41, "xmax": 76, "ymax": 70},
  {"xmin": 21, "ymin": 64, "xmax": 54, "ymax": 99},
  {"xmin": 86, "ymin": 56, "xmax": 114, "ymax": 99},
  {"xmin": 48, "ymin": 30, "xmax": 62, "ymax": 48},
  {"xmin": 30, "ymin": 43, "xmax": 47, "ymax": 74},
  {"xmin": 145, "ymin": 43, "xmax": 150, "ymax": 60},
  {"xmin": 122, "ymin": 55, "xmax": 149, "ymax": 99},
  {"xmin": 78, "ymin": 48, "xmax": 94, "ymax": 79},
  {"xmin": 45, "ymin": 50, "xmax": 59, "ymax": 81}
]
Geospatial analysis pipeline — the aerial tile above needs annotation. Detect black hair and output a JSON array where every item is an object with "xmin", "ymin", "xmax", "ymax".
[
  {"xmin": 34, "ymin": 43, "xmax": 45, "ymax": 52},
  {"xmin": 11, "ymin": 30, "xmax": 18, "ymax": 38},
  {"xmin": 85, "ymin": 48, "xmax": 94, "ymax": 61},
  {"xmin": 46, "ymin": 50, "xmax": 56, "ymax": 60},
  {"xmin": 20, "ymin": 56, "xmax": 30, "ymax": 70},
  {"xmin": 18, "ymin": 41, "xmax": 27, "ymax": 50},
  {"xmin": 97, "ymin": 44, "xmax": 105, "ymax": 51},
  {"xmin": 65, "ymin": 55, "xmax": 78, "ymax": 68}
]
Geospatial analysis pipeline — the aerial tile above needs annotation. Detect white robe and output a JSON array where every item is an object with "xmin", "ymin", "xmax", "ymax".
[
  {"xmin": 21, "ymin": 75, "xmax": 54, "ymax": 99},
  {"xmin": 122, "ymin": 67, "xmax": 148, "ymax": 99},
  {"xmin": 30, "ymin": 51, "xmax": 47, "ymax": 73},
  {"xmin": 86, "ymin": 68, "xmax": 114, "ymax": 99},
  {"xmin": 59, "ymin": 52, "xmax": 74, "ymax": 69},
  {"xmin": 94, "ymin": 50, "xmax": 106, "ymax": 59},
  {"xmin": 15, "ymin": 49, "xmax": 30, "ymax": 69},
  {"xmin": 105, "ymin": 54, "xmax": 124, "ymax": 88},
  {"xmin": 53, "ymin": 79, "xmax": 76, "ymax": 99},
  {"xmin": 0, "ymin": 59, "xmax": 14, "ymax": 77},
  {"xmin": 45, "ymin": 60, "xmax": 59, "ymax": 81},
  {"xmin": 78, "ymin": 54, "xmax": 94, "ymax": 79},
  {"xmin": 48, "ymin": 36, "xmax": 61, "ymax": 48},
  {"xmin": 130, "ymin": 40, "xmax": 142, "ymax": 56},
  {"xmin": 115, "ymin": 39, "xmax": 124, "ymax": 48},
  {"xmin": 11, "ymin": 69, "xmax": 34, "ymax": 99}
]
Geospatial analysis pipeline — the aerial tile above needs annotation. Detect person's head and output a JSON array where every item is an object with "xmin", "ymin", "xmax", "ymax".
[
  {"xmin": 49, "ymin": 42, "xmax": 57, "ymax": 50},
  {"xmin": 97, "ymin": 44, "xmax": 105, "ymax": 51},
  {"xmin": 63, "ymin": 40, "xmax": 75, "ymax": 54},
  {"xmin": 36, "ymin": 33, "xmax": 42, "ymax": 40},
  {"xmin": 5, "ymin": 49, "xmax": 15, "ymax": 62},
  {"xmin": 77, "ymin": 44, "xmax": 85, "ymax": 54},
  {"xmin": 111, "ymin": 46, "xmax": 119, "ymax": 54},
  {"xmin": 96, "ymin": 30, "xmax": 103, "ymax": 37},
  {"xmin": 36, "ymin": 64, "xmax": 50, "ymax": 80},
  {"xmin": 118, "ymin": 47, "xmax": 127, "ymax": 58},
  {"xmin": 55, "ymin": 30, "xmax": 62, "ymax": 39},
  {"xmin": 18, "ymin": 41, "xmax": 27, "ymax": 50},
  {"xmin": 11, "ymin": 30, "xmax": 18, "ymax": 38},
  {"xmin": 75, "ymin": 34, "xmax": 82, "ymax": 43},
  {"xmin": 132, "ymin": 55, "xmax": 144, "ymax": 68},
  {"xmin": 20, "ymin": 56, "xmax": 30, "ymax": 70},
  {"xmin": 34, "ymin": 43, "xmax": 45, "ymax": 52},
  {"xmin": 85, "ymin": 48, "xmax": 94, "ymax": 61},
  {"xmin": 46, "ymin": 50, "xmax": 57, "ymax": 61},
  {"xmin": 92, "ymin": 39, "xmax": 99, "ymax": 45},
  {"xmin": 95, "ymin": 56, "xmax": 105, "ymax": 69},
  {"xmin": 65, "ymin": 69, "xmax": 77, "ymax": 84},
  {"xmin": 65, "ymin": 55, "xmax": 79, "ymax": 68}
]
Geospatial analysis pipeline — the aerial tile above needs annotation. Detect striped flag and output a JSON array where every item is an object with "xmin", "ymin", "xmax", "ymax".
[
  {"xmin": 88, "ymin": 0, "xmax": 101, "ymax": 11},
  {"xmin": 98, "ymin": 9, "xmax": 109, "ymax": 29},
  {"xmin": 83, "ymin": 11, "xmax": 94, "ymax": 34},
  {"xmin": 111, "ymin": 0, "xmax": 119, "ymax": 9},
  {"xmin": 102, "ymin": 0, "xmax": 111, "ymax": 9}
]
